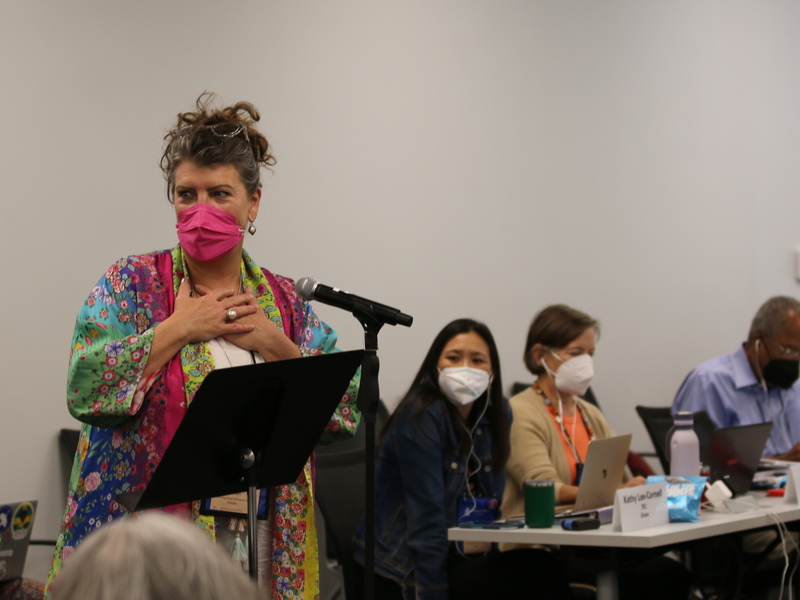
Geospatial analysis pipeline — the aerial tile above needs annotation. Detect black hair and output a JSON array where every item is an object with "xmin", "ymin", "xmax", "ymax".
[{"xmin": 382, "ymin": 318, "xmax": 510, "ymax": 471}]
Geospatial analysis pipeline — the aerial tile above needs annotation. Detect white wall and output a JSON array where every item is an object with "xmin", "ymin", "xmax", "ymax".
[{"xmin": 3, "ymin": 0, "xmax": 800, "ymax": 583}]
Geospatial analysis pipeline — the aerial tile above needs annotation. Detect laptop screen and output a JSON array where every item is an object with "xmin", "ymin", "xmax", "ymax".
[{"xmin": 707, "ymin": 423, "xmax": 772, "ymax": 496}]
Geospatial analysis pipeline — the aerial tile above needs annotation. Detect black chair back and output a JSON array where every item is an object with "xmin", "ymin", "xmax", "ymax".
[
  {"xmin": 59, "ymin": 428, "xmax": 81, "ymax": 493},
  {"xmin": 315, "ymin": 402, "xmax": 388, "ymax": 600},
  {"xmin": 635, "ymin": 406, "xmax": 715, "ymax": 474},
  {"xmin": 315, "ymin": 448, "xmax": 366, "ymax": 600}
]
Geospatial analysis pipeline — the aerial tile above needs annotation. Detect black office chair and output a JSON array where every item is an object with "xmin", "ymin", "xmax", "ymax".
[
  {"xmin": 59, "ymin": 428, "xmax": 81, "ymax": 492},
  {"xmin": 635, "ymin": 407, "xmax": 715, "ymax": 474},
  {"xmin": 634, "ymin": 406, "xmax": 674, "ymax": 474},
  {"xmin": 315, "ymin": 402, "xmax": 388, "ymax": 600},
  {"xmin": 315, "ymin": 447, "xmax": 367, "ymax": 600}
]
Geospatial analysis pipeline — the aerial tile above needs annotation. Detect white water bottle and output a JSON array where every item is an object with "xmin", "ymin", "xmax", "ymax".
[{"xmin": 667, "ymin": 412, "xmax": 700, "ymax": 477}]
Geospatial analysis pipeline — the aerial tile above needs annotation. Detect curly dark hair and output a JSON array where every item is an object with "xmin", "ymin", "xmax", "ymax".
[{"xmin": 160, "ymin": 92, "xmax": 276, "ymax": 202}]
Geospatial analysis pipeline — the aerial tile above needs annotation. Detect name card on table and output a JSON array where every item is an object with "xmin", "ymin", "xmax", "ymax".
[
  {"xmin": 612, "ymin": 481, "xmax": 669, "ymax": 532},
  {"xmin": 784, "ymin": 464, "xmax": 800, "ymax": 504}
]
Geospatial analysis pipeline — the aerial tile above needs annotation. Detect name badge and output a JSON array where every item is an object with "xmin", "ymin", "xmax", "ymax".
[
  {"xmin": 201, "ymin": 490, "xmax": 269, "ymax": 519},
  {"xmin": 612, "ymin": 481, "xmax": 669, "ymax": 532}
]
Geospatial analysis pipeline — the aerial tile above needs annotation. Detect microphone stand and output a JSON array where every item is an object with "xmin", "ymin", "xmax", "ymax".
[{"xmin": 352, "ymin": 300, "xmax": 383, "ymax": 600}]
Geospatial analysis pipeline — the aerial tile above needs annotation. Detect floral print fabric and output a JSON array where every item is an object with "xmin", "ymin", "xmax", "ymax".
[
  {"xmin": 0, "ymin": 578, "xmax": 45, "ymax": 600},
  {"xmin": 47, "ymin": 247, "xmax": 360, "ymax": 600}
]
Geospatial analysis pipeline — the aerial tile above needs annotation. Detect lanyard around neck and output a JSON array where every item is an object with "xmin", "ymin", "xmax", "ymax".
[{"xmin": 533, "ymin": 381, "xmax": 594, "ymax": 464}]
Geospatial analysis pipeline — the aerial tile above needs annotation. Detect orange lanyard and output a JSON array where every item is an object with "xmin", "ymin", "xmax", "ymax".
[{"xmin": 533, "ymin": 382, "xmax": 595, "ymax": 465}]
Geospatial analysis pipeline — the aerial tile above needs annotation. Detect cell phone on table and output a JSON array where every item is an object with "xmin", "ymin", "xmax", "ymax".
[
  {"xmin": 461, "ymin": 519, "xmax": 524, "ymax": 529},
  {"xmin": 561, "ymin": 517, "xmax": 600, "ymax": 531}
]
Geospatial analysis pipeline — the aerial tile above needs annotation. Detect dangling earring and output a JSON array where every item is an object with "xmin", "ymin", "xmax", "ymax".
[{"xmin": 248, "ymin": 222, "xmax": 257, "ymax": 235}]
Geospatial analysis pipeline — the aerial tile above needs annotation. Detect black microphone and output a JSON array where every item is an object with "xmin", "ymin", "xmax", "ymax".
[{"xmin": 296, "ymin": 277, "xmax": 413, "ymax": 327}]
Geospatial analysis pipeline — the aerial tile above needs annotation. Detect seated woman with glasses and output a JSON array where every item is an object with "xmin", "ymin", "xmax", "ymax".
[
  {"xmin": 501, "ymin": 304, "xmax": 690, "ymax": 600},
  {"xmin": 353, "ymin": 318, "xmax": 573, "ymax": 600},
  {"xmin": 46, "ymin": 93, "xmax": 360, "ymax": 599}
]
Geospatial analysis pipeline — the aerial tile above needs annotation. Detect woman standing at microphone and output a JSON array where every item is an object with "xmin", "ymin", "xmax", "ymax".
[{"xmin": 47, "ymin": 93, "xmax": 360, "ymax": 599}]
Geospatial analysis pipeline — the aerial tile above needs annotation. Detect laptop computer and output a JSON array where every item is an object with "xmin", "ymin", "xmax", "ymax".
[
  {"xmin": 556, "ymin": 433, "xmax": 632, "ymax": 521},
  {"xmin": 707, "ymin": 423, "xmax": 772, "ymax": 496},
  {"xmin": 0, "ymin": 500, "xmax": 37, "ymax": 583}
]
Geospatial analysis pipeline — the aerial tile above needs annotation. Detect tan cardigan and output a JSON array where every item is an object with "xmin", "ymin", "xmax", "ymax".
[{"xmin": 501, "ymin": 386, "xmax": 620, "ymax": 525}]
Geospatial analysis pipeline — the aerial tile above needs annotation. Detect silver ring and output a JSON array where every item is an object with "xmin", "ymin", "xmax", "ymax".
[{"xmin": 226, "ymin": 309, "xmax": 237, "ymax": 322}]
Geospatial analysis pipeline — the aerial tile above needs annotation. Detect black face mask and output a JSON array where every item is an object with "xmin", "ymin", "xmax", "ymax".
[
  {"xmin": 763, "ymin": 358, "xmax": 800, "ymax": 389},
  {"xmin": 761, "ymin": 341, "xmax": 800, "ymax": 389}
]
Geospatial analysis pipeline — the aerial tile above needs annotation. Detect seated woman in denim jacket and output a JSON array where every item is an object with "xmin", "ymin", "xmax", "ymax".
[{"xmin": 353, "ymin": 318, "xmax": 573, "ymax": 600}]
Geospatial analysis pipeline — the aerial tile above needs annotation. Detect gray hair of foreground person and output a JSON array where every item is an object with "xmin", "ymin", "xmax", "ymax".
[{"xmin": 49, "ymin": 512, "xmax": 263, "ymax": 600}]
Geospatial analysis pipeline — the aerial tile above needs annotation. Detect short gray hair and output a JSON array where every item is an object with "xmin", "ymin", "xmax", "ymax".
[
  {"xmin": 50, "ymin": 513, "xmax": 263, "ymax": 600},
  {"xmin": 749, "ymin": 296, "xmax": 800, "ymax": 338}
]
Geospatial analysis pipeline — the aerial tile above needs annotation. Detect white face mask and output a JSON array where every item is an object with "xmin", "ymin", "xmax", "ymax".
[
  {"xmin": 438, "ymin": 367, "xmax": 491, "ymax": 407},
  {"xmin": 546, "ymin": 352, "xmax": 594, "ymax": 397}
]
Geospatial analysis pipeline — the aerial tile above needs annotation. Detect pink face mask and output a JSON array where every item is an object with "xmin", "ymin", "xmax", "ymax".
[{"xmin": 176, "ymin": 204, "xmax": 245, "ymax": 262}]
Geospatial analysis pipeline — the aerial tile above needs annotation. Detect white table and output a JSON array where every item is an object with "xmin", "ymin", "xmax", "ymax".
[{"xmin": 448, "ymin": 495, "xmax": 800, "ymax": 600}]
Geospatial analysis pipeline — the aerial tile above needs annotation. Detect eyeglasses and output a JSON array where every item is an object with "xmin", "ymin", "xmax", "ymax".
[
  {"xmin": 770, "ymin": 340, "xmax": 800, "ymax": 360},
  {"xmin": 176, "ymin": 122, "xmax": 250, "ymax": 143}
]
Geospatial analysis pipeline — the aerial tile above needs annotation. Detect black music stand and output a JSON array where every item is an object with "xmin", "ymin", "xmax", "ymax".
[{"xmin": 118, "ymin": 349, "xmax": 364, "ymax": 579}]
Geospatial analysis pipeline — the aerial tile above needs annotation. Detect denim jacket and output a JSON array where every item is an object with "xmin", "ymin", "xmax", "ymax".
[{"xmin": 353, "ymin": 395, "xmax": 509, "ymax": 600}]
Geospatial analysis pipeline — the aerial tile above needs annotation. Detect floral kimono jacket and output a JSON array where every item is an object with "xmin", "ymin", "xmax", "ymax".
[{"xmin": 47, "ymin": 247, "xmax": 360, "ymax": 600}]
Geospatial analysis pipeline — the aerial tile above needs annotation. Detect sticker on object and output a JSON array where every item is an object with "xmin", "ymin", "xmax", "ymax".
[
  {"xmin": 11, "ymin": 503, "xmax": 34, "ymax": 540},
  {"xmin": 0, "ymin": 506, "xmax": 12, "ymax": 534}
]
